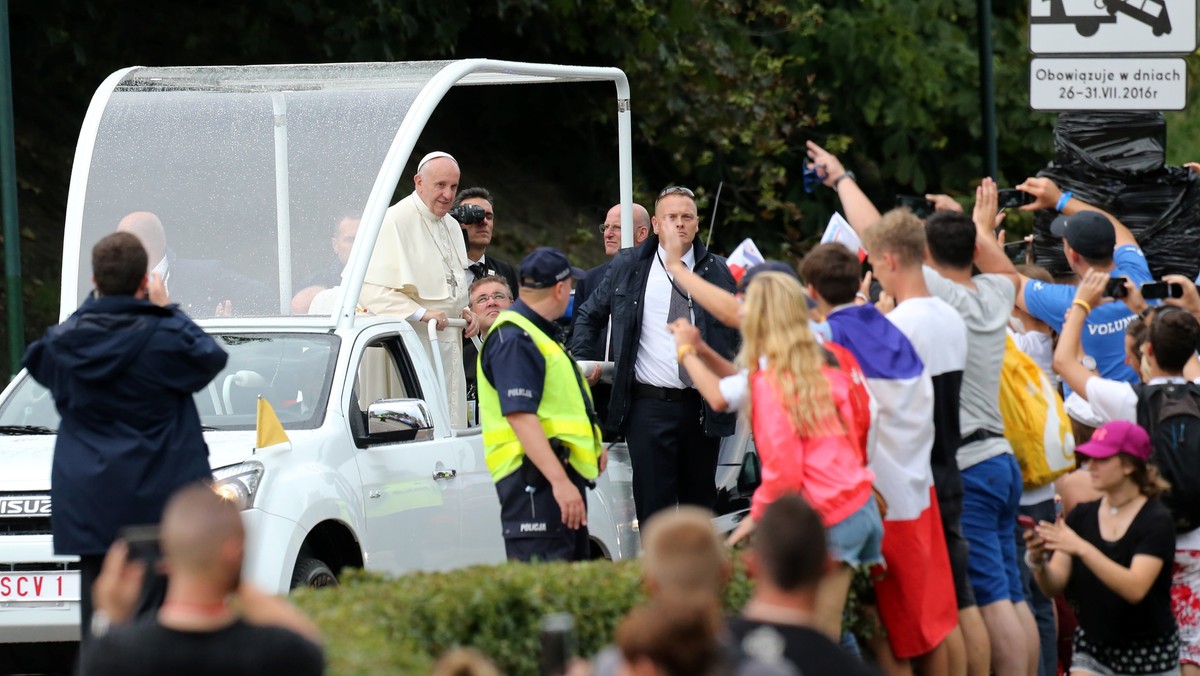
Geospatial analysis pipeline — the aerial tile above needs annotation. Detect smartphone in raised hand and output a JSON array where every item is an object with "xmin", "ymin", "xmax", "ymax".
[
  {"xmin": 1105, "ymin": 277, "xmax": 1129, "ymax": 299},
  {"xmin": 895, "ymin": 195, "xmax": 935, "ymax": 219},
  {"xmin": 1141, "ymin": 281, "xmax": 1184, "ymax": 300},
  {"xmin": 997, "ymin": 189, "xmax": 1036, "ymax": 209}
]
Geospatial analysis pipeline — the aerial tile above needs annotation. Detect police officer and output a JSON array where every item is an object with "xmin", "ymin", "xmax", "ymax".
[{"xmin": 478, "ymin": 247, "xmax": 606, "ymax": 562}]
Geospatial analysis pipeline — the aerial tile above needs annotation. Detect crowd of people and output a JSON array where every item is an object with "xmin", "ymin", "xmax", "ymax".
[
  {"xmin": 31, "ymin": 138, "xmax": 1200, "ymax": 675},
  {"xmin": 480, "ymin": 136, "xmax": 1200, "ymax": 675}
]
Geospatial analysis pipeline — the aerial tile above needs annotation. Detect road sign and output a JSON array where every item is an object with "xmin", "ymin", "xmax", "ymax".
[
  {"xmin": 1029, "ymin": 0, "xmax": 1197, "ymax": 54},
  {"xmin": 1030, "ymin": 57, "xmax": 1187, "ymax": 110}
]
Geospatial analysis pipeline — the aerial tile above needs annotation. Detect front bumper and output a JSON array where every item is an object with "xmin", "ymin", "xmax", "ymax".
[{"xmin": 0, "ymin": 536, "xmax": 80, "ymax": 643}]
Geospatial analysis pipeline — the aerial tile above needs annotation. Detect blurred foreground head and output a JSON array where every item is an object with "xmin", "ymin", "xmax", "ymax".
[
  {"xmin": 640, "ymin": 506, "xmax": 729, "ymax": 597},
  {"xmin": 161, "ymin": 483, "xmax": 245, "ymax": 592},
  {"xmin": 750, "ymin": 493, "xmax": 828, "ymax": 592}
]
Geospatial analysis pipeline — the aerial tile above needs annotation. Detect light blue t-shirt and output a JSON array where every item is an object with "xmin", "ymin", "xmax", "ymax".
[{"xmin": 1024, "ymin": 244, "xmax": 1152, "ymax": 392}]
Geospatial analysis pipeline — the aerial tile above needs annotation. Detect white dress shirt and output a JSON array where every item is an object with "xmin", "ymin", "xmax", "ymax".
[{"xmin": 634, "ymin": 246, "xmax": 695, "ymax": 388}]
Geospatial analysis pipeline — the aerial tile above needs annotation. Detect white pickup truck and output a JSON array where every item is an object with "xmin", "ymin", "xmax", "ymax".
[{"xmin": 0, "ymin": 60, "xmax": 757, "ymax": 653}]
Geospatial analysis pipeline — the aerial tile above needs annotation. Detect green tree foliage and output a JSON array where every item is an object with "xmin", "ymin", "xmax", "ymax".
[{"xmin": 8, "ymin": 0, "xmax": 1077, "ymax": 368}]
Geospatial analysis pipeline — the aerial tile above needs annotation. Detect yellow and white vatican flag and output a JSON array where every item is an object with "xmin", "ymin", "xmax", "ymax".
[{"xmin": 255, "ymin": 396, "xmax": 291, "ymax": 452}]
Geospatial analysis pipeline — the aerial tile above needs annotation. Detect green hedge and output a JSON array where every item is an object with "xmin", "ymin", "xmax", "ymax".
[{"xmin": 292, "ymin": 560, "xmax": 755, "ymax": 675}]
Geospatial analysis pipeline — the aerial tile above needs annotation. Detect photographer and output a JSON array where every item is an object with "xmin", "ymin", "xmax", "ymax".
[
  {"xmin": 81, "ymin": 484, "xmax": 323, "ymax": 675},
  {"xmin": 453, "ymin": 187, "xmax": 519, "ymax": 293}
]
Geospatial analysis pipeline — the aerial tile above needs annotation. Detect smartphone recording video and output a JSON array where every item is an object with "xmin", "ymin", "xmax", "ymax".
[
  {"xmin": 895, "ymin": 195, "xmax": 935, "ymax": 219},
  {"xmin": 997, "ymin": 189, "xmax": 1035, "ymax": 209},
  {"xmin": 117, "ymin": 524, "xmax": 161, "ymax": 563},
  {"xmin": 1105, "ymin": 277, "xmax": 1129, "ymax": 300},
  {"xmin": 1141, "ymin": 281, "xmax": 1184, "ymax": 300}
]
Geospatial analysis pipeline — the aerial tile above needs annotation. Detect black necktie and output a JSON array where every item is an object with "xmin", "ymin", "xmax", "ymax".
[{"xmin": 469, "ymin": 263, "xmax": 488, "ymax": 280}]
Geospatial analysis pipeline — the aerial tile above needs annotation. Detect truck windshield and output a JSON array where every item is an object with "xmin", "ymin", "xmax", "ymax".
[{"xmin": 0, "ymin": 333, "xmax": 339, "ymax": 433}]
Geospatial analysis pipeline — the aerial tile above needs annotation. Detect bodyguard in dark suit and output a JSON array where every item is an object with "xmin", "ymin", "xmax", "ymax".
[
  {"xmin": 569, "ymin": 188, "xmax": 739, "ymax": 523},
  {"xmin": 574, "ymin": 202, "xmax": 651, "ymax": 312}
]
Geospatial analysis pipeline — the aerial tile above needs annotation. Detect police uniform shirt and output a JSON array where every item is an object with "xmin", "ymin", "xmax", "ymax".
[{"xmin": 480, "ymin": 300, "xmax": 557, "ymax": 415}]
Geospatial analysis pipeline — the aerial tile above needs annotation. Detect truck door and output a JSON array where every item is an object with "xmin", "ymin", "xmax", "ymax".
[{"xmin": 350, "ymin": 337, "xmax": 463, "ymax": 572}]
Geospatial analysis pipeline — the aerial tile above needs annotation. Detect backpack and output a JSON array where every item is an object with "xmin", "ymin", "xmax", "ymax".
[
  {"xmin": 998, "ymin": 334, "xmax": 1076, "ymax": 489},
  {"xmin": 1134, "ymin": 382, "xmax": 1200, "ymax": 533}
]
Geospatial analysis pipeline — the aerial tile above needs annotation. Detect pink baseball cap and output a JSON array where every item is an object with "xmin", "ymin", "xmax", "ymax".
[{"xmin": 1076, "ymin": 420, "xmax": 1151, "ymax": 462}]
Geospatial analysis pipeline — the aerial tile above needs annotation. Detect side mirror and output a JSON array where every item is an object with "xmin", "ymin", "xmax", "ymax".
[
  {"xmin": 366, "ymin": 398, "xmax": 434, "ymax": 444},
  {"xmin": 736, "ymin": 451, "xmax": 762, "ymax": 497}
]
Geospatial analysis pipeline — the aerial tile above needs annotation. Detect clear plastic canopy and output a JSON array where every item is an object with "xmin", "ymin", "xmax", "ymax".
[{"xmin": 62, "ymin": 60, "xmax": 633, "ymax": 322}]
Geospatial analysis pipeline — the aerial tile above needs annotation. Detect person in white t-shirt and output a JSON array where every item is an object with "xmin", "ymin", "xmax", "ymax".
[
  {"xmin": 1055, "ymin": 268, "xmax": 1200, "ymax": 674},
  {"xmin": 860, "ymin": 208, "xmax": 979, "ymax": 674}
]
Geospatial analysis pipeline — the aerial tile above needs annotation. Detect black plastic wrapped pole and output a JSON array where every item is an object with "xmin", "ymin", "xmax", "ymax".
[
  {"xmin": 0, "ymin": 0, "xmax": 21, "ymax": 379},
  {"xmin": 978, "ymin": 0, "xmax": 998, "ymax": 179}
]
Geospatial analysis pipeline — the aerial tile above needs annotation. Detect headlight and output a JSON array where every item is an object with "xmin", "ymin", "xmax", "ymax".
[{"xmin": 211, "ymin": 461, "xmax": 264, "ymax": 510}]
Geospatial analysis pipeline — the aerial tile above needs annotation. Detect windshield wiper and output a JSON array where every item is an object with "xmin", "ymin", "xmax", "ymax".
[{"xmin": 0, "ymin": 425, "xmax": 57, "ymax": 435}]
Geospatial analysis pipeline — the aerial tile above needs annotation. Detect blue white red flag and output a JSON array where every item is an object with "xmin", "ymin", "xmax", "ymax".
[
  {"xmin": 826, "ymin": 305, "xmax": 932, "ymax": 521},
  {"xmin": 825, "ymin": 303, "xmax": 956, "ymax": 659}
]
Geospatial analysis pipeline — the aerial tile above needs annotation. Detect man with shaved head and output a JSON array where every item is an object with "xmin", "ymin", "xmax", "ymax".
[
  {"xmin": 574, "ymin": 202, "xmax": 651, "ymax": 312},
  {"xmin": 116, "ymin": 211, "xmax": 270, "ymax": 318},
  {"xmin": 82, "ymin": 484, "xmax": 324, "ymax": 675},
  {"xmin": 361, "ymin": 151, "xmax": 481, "ymax": 428}
]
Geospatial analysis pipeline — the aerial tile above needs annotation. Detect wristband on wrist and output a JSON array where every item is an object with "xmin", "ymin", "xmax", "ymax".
[
  {"xmin": 1071, "ymin": 299, "xmax": 1092, "ymax": 315},
  {"xmin": 1056, "ymin": 191, "xmax": 1073, "ymax": 212},
  {"xmin": 677, "ymin": 344, "xmax": 698, "ymax": 363},
  {"xmin": 1024, "ymin": 551, "xmax": 1046, "ymax": 571},
  {"xmin": 832, "ymin": 171, "xmax": 856, "ymax": 189}
]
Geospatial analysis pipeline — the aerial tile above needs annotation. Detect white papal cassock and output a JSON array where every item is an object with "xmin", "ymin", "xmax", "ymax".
[{"xmin": 360, "ymin": 191, "xmax": 470, "ymax": 427}]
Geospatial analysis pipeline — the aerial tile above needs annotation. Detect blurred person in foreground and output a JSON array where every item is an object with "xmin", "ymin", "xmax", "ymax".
[
  {"xmin": 591, "ymin": 507, "xmax": 794, "ymax": 675},
  {"xmin": 81, "ymin": 484, "xmax": 324, "ymax": 675},
  {"xmin": 730, "ymin": 494, "xmax": 881, "ymax": 675}
]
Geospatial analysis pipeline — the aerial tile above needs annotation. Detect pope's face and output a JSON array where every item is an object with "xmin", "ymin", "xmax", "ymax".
[
  {"xmin": 652, "ymin": 194, "xmax": 699, "ymax": 245},
  {"xmin": 461, "ymin": 198, "xmax": 495, "ymax": 250},
  {"xmin": 414, "ymin": 159, "xmax": 461, "ymax": 218}
]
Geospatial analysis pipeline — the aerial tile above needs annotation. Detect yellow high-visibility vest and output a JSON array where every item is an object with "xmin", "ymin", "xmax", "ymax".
[{"xmin": 478, "ymin": 310, "xmax": 602, "ymax": 483}]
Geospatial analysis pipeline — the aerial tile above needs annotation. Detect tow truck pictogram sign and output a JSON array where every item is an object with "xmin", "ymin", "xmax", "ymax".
[{"xmin": 1029, "ymin": 0, "xmax": 1196, "ymax": 54}]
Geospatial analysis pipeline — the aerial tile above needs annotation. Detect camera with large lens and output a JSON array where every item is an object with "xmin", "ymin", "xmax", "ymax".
[{"xmin": 449, "ymin": 204, "xmax": 486, "ymax": 225}]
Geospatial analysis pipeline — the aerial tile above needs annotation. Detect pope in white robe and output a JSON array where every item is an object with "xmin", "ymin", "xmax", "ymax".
[{"xmin": 360, "ymin": 152, "xmax": 478, "ymax": 428}]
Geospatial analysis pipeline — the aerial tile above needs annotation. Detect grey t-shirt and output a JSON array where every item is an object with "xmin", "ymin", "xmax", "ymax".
[{"xmin": 923, "ymin": 267, "xmax": 1017, "ymax": 470}]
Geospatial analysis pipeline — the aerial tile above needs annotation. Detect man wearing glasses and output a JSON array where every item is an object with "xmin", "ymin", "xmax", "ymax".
[
  {"xmin": 574, "ymin": 203, "xmax": 651, "ymax": 313},
  {"xmin": 464, "ymin": 276, "xmax": 514, "ymax": 425},
  {"xmin": 570, "ymin": 187, "xmax": 739, "ymax": 524}
]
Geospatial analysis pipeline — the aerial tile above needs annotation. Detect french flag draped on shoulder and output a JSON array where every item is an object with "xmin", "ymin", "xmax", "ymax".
[
  {"xmin": 827, "ymin": 304, "xmax": 957, "ymax": 660},
  {"xmin": 825, "ymin": 305, "xmax": 934, "ymax": 521}
]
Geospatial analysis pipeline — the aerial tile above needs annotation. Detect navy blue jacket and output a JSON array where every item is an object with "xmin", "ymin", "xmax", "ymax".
[
  {"xmin": 573, "ymin": 260, "xmax": 611, "ymax": 320},
  {"xmin": 23, "ymin": 295, "xmax": 228, "ymax": 555},
  {"xmin": 569, "ymin": 235, "xmax": 739, "ymax": 438}
]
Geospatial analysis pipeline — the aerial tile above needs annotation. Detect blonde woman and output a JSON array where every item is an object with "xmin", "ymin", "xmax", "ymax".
[{"xmin": 725, "ymin": 271, "xmax": 882, "ymax": 641}]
